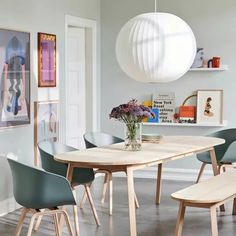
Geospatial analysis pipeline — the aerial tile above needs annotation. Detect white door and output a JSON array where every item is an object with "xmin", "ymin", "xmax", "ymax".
[{"xmin": 66, "ymin": 27, "xmax": 86, "ymax": 149}]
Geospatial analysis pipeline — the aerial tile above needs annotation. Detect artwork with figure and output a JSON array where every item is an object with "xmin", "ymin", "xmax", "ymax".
[
  {"xmin": 204, "ymin": 97, "xmax": 214, "ymax": 117},
  {"xmin": 34, "ymin": 101, "xmax": 59, "ymax": 165},
  {"xmin": 0, "ymin": 29, "xmax": 30, "ymax": 127},
  {"xmin": 197, "ymin": 90, "xmax": 223, "ymax": 125}
]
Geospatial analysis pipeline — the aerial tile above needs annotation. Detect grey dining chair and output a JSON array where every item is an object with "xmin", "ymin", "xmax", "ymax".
[
  {"xmin": 37, "ymin": 141, "xmax": 100, "ymax": 231},
  {"xmin": 196, "ymin": 128, "xmax": 236, "ymax": 183},
  {"xmin": 8, "ymin": 158, "xmax": 75, "ymax": 236},
  {"xmin": 80, "ymin": 131, "xmax": 139, "ymax": 215}
]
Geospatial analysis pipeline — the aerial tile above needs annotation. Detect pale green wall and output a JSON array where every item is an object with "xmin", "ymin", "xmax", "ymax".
[
  {"xmin": 0, "ymin": 0, "xmax": 100, "ymax": 210},
  {"xmin": 100, "ymin": 0, "xmax": 236, "ymax": 169}
]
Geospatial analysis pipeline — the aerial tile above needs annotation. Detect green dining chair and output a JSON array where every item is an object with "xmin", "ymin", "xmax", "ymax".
[
  {"xmin": 7, "ymin": 158, "xmax": 75, "ymax": 236},
  {"xmin": 38, "ymin": 141, "xmax": 100, "ymax": 229},
  {"xmin": 81, "ymin": 132, "xmax": 139, "ymax": 215},
  {"xmin": 196, "ymin": 128, "xmax": 236, "ymax": 183}
]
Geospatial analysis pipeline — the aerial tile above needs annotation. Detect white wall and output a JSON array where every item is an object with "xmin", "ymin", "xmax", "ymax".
[
  {"xmin": 0, "ymin": 0, "xmax": 100, "ymax": 214},
  {"xmin": 100, "ymin": 0, "xmax": 236, "ymax": 169}
]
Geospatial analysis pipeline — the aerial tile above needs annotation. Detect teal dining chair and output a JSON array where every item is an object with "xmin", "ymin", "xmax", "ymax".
[
  {"xmin": 7, "ymin": 158, "xmax": 75, "ymax": 236},
  {"xmin": 81, "ymin": 132, "xmax": 139, "ymax": 215},
  {"xmin": 196, "ymin": 128, "xmax": 236, "ymax": 183},
  {"xmin": 38, "ymin": 141, "xmax": 100, "ymax": 228}
]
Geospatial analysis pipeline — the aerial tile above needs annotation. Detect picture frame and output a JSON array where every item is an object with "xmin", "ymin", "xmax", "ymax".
[
  {"xmin": 34, "ymin": 100, "xmax": 59, "ymax": 165},
  {"xmin": 38, "ymin": 32, "xmax": 56, "ymax": 87},
  {"xmin": 0, "ymin": 28, "xmax": 30, "ymax": 128},
  {"xmin": 196, "ymin": 90, "xmax": 223, "ymax": 125}
]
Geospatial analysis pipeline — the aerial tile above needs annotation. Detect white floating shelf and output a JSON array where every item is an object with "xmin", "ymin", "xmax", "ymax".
[
  {"xmin": 143, "ymin": 120, "xmax": 227, "ymax": 127},
  {"xmin": 189, "ymin": 65, "xmax": 228, "ymax": 71}
]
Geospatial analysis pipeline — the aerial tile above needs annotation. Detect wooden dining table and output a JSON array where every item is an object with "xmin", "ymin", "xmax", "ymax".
[{"xmin": 54, "ymin": 136, "xmax": 225, "ymax": 236}]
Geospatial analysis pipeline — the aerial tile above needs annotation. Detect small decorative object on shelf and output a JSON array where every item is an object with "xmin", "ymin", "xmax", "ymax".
[
  {"xmin": 110, "ymin": 99, "xmax": 155, "ymax": 151},
  {"xmin": 207, "ymin": 57, "xmax": 221, "ymax": 68},
  {"xmin": 179, "ymin": 94, "xmax": 197, "ymax": 123},
  {"xmin": 191, "ymin": 48, "xmax": 204, "ymax": 68}
]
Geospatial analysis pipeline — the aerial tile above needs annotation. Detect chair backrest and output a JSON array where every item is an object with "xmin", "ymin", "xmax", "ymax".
[
  {"xmin": 7, "ymin": 158, "xmax": 75, "ymax": 209},
  {"xmin": 83, "ymin": 132, "xmax": 123, "ymax": 148},
  {"xmin": 38, "ymin": 141, "xmax": 77, "ymax": 177},
  {"xmin": 197, "ymin": 128, "xmax": 236, "ymax": 162}
]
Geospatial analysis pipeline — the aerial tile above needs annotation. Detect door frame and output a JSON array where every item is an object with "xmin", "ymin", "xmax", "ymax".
[{"xmin": 64, "ymin": 15, "xmax": 99, "ymax": 143}]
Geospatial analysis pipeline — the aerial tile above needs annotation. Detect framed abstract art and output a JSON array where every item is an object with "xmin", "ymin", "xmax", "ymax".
[
  {"xmin": 34, "ymin": 100, "xmax": 59, "ymax": 165},
  {"xmin": 196, "ymin": 90, "xmax": 223, "ymax": 125},
  {"xmin": 38, "ymin": 32, "xmax": 56, "ymax": 87},
  {"xmin": 0, "ymin": 28, "xmax": 30, "ymax": 128}
]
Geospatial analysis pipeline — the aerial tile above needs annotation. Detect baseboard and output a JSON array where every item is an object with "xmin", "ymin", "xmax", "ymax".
[
  {"xmin": 0, "ymin": 197, "xmax": 21, "ymax": 217},
  {"xmin": 112, "ymin": 167, "xmax": 213, "ymax": 182}
]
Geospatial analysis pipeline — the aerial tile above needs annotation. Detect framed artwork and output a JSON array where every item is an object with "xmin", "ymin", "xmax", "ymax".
[
  {"xmin": 196, "ymin": 90, "xmax": 223, "ymax": 125},
  {"xmin": 38, "ymin": 32, "xmax": 56, "ymax": 87},
  {"xmin": 0, "ymin": 28, "xmax": 30, "ymax": 128},
  {"xmin": 34, "ymin": 100, "xmax": 59, "ymax": 165}
]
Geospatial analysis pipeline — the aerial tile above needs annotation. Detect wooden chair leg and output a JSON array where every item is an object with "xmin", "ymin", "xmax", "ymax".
[
  {"xmin": 15, "ymin": 208, "xmax": 30, "ymax": 236},
  {"xmin": 53, "ymin": 213, "xmax": 60, "ymax": 236},
  {"xmin": 34, "ymin": 209, "xmax": 45, "ymax": 231},
  {"xmin": 59, "ymin": 206, "xmax": 67, "ymax": 235},
  {"xmin": 101, "ymin": 172, "xmax": 109, "ymax": 204},
  {"xmin": 80, "ymin": 182, "xmax": 93, "ymax": 209},
  {"xmin": 175, "ymin": 202, "xmax": 186, "ymax": 236},
  {"xmin": 156, "ymin": 163, "xmax": 162, "ymax": 204},
  {"xmin": 72, "ymin": 190, "xmax": 80, "ymax": 235},
  {"xmin": 85, "ymin": 185, "xmax": 100, "ymax": 226},
  {"xmin": 196, "ymin": 163, "xmax": 207, "ymax": 183},
  {"xmin": 232, "ymin": 198, "xmax": 236, "ymax": 215},
  {"xmin": 61, "ymin": 210, "xmax": 74, "ymax": 236},
  {"xmin": 210, "ymin": 207, "xmax": 218, "ymax": 236},
  {"xmin": 80, "ymin": 190, "xmax": 88, "ymax": 209},
  {"xmin": 108, "ymin": 173, "xmax": 113, "ymax": 216},
  {"xmin": 134, "ymin": 191, "xmax": 139, "ymax": 208},
  {"xmin": 27, "ymin": 213, "xmax": 38, "ymax": 236}
]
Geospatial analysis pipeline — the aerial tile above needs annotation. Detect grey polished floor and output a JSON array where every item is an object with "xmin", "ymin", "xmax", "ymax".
[{"xmin": 1, "ymin": 177, "xmax": 236, "ymax": 236}]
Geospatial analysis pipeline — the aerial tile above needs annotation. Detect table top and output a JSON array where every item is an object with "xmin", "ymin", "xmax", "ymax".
[{"xmin": 54, "ymin": 136, "xmax": 224, "ymax": 167}]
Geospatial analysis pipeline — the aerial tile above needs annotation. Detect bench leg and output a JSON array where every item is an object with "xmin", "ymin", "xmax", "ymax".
[
  {"xmin": 232, "ymin": 198, "xmax": 236, "ymax": 215},
  {"xmin": 175, "ymin": 202, "xmax": 186, "ymax": 236},
  {"xmin": 210, "ymin": 207, "xmax": 218, "ymax": 236}
]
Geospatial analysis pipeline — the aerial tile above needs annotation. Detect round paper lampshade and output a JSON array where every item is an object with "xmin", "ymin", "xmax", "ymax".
[{"xmin": 116, "ymin": 13, "xmax": 196, "ymax": 83}]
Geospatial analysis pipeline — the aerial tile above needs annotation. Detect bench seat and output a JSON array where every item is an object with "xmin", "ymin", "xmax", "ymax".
[{"xmin": 171, "ymin": 172, "xmax": 236, "ymax": 236}]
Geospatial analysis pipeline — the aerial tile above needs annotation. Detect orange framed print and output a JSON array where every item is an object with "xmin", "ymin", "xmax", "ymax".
[{"xmin": 38, "ymin": 32, "xmax": 56, "ymax": 87}]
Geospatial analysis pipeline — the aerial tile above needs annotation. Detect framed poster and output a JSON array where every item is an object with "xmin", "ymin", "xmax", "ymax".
[
  {"xmin": 152, "ymin": 92, "xmax": 175, "ymax": 123},
  {"xmin": 34, "ymin": 100, "xmax": 59, "ymax": 165},
  {"xmin": 38, "ymin": 32, "xmax": 56, "ymax": 87},
  {"xmin": 0, "ymin": 28, "xmax": 30, "ymax": 128},
  {"xmin": 196, "ymin": 90, "xmax": 223, "ymax": 125}
]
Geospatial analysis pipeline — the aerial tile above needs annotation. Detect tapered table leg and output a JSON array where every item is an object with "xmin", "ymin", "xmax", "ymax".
[{"xmin": 126, "ymin": 167, "xmax": 137, "ymax": 236}]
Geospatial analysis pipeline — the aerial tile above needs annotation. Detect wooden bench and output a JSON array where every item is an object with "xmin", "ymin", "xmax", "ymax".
[{"xmin": 171, "ymin": 172, "xmax": 236, "ymax": 236}]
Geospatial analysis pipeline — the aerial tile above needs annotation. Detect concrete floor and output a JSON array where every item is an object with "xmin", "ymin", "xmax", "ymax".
[{"xmin": 1, "ymin": 177, "xmax": 236, "ymax": 236}]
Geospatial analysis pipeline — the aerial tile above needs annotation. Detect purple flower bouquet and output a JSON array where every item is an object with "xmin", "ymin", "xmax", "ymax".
[{"xmin": 109, "ymin": 99, "xmax": 155, "ymax": 151}]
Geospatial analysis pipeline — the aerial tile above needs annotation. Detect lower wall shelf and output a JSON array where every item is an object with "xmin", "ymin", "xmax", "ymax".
[{"xmin": 143, "ymin": 121, "xmax": 227, "ymax": 127}]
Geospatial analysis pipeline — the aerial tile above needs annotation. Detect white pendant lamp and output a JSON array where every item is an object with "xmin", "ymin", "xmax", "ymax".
[{"xmin": 116, "ymin": 1, "xmax": 196, "ymax": 83}]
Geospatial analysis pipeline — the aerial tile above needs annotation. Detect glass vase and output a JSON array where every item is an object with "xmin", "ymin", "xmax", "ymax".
[{"xmin": 124, "ymin": 122, "xmax": 142, "ymax": 151}]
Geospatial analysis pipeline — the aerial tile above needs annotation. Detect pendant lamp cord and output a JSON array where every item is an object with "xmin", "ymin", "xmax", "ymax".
[{"xmin": 155, "ymin": 0, "xmax": 157, "ymax": 12}]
